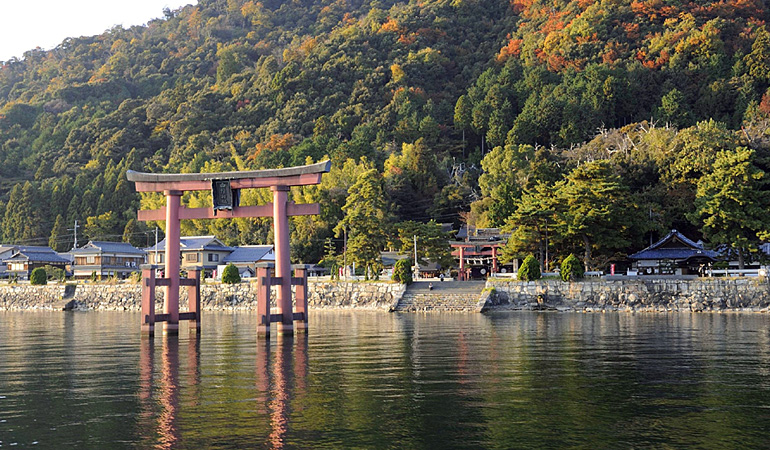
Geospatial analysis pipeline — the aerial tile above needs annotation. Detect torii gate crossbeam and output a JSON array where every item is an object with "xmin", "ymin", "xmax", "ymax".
[{"xmin": 127, "ymin": 160, "xmax": 330, "ymax": 337}]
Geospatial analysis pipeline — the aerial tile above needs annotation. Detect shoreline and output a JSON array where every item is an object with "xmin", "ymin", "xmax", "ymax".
[{"xmin": 1, "ymin": 277, "xmax": 769, "ymax": 314}]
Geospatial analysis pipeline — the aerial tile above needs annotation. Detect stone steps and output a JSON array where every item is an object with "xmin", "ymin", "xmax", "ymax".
[{"xmin": 394, "ymin": 281, "xmax": 486, "ymax": 312}]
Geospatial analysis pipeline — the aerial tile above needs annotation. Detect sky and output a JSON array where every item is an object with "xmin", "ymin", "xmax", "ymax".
[{"xmin": 0, "ymin": 1, "xmax": 197, "ymax": 62}]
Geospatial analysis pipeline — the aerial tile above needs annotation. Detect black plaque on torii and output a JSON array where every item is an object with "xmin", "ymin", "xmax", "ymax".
[{"xmin": 211, "ymin": 179, "xmax": 240, "ymax": 212}]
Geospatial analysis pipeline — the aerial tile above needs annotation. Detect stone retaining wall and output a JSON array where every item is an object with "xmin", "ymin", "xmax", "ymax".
[
  {"xmin": 4, "ymin": 278, "xmax": 770, "ymax": 313},
  {"xmin": 0, "ymin": 281, "xmax": 406, "ymax": 312},
  {"xmin": 487, "ymin": 278, "xmax": 770, "ymax": 312}
]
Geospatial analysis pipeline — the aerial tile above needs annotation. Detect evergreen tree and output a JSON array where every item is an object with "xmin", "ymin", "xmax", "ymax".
[
  {"xmin": 555, "ymin": 161, "xmax": 633, "ymax": 271},
  {"xmin": 334, "ymin": 169, "xmax": 392, "ymax": 279},
  {"xmin": 49, "ymin": 215, "xmax": 68, "ymax": 251},
  {"xmin": 560, "ymin": 254, "xmax": 584, "ymax": 282},
  {"xmin": 518, "ymin": 255, "xmax": 541, "ymax": 281},
  {"xmin": 690, "ymin": 147, "xmax": 769, "ymax": 269}
]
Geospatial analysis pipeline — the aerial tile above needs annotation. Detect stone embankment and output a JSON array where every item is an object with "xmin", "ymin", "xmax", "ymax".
[
  {"xmin": 3, "ymin": 278, "xmax": 770, "ymax": 313},
  {"xmin": 0, "ymin": 281, "xmax": 406, "ymax": 312},
  {"xmin": 485, "ymin": 278, "xmax": 770, "ymax": 312}
]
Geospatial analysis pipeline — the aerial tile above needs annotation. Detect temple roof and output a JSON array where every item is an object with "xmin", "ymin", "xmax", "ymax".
[{"xmin": 628, "ymin": 229, "xmax": 719, "ymax": 261}]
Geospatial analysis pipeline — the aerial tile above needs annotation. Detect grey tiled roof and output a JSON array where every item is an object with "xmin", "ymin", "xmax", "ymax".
[
  {"xmin": 71, "ymin": 241, "xmax": 146, "ymax": 255},
  {"xmin": 223, "ymin": 246, "xmax": 274, "ymax": 263},
  {"xmin": 146, "ymin": 236, "xmax": 233, "ymax": 252},
  {"xmin": 4, "ymin": 250, "xmax": 69, "ymax": 264},
  {"xmin": 629, "ymin": 230, "xmax": 719, "ymax": 261}
]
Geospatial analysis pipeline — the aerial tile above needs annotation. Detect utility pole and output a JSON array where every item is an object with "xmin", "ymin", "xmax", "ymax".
[
  {"xmin": 154, "ymin": 226, "xmax": 159, "ymax": 265},
  {"xmin": 413, "ymin": 234, "xmax": 418, "ymax": 280},
  {"xmin": 68, "ymin": 220, "xmax": 80, "ymax": 250},
  {"xmin": 545, "ymin": 220, "xmax": 549, "ymax": 272},
  {"xmin": 343, "ymin": 226, "xmax": 347, "ymax": 281}
]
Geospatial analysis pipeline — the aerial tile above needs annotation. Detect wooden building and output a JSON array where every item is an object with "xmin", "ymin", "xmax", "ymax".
[
  {"xmin": 146, "ymin": 235, "xmax": 234, "ymax": 278},
  {"xmin": 3, "ymin": 246, "xmax": 69, "ymax": 280},
  {"xmin": 628, "ymin": 230, "xmax": 718, "ymax": 276},
  {"xmin": 70, "ymin": 241, "xmax": 146, "ymax": 279}
]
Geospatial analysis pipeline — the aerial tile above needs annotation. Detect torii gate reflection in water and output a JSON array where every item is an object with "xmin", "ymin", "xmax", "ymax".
[{"xmin": 127, "ymin": 161, "xmax": 331, "ymax": 337}]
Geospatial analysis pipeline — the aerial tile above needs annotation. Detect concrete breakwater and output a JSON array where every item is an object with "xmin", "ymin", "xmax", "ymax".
[
  {"xmin": 486, "ymin": 278, "xmax": 770, "ymax": 312},
  {"xmin": 0, "ymin": 281, "xmax": 406, "ymax": 312}
]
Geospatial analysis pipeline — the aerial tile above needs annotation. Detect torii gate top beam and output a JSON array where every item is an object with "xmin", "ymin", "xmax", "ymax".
[{"xmin": 126, "ymin": 160, "xmax": 331, "ymax": 192}]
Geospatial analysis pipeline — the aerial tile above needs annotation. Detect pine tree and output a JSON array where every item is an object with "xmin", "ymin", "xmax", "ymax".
[
  {"xmin": 555, "ymin": 161, "xmax": 633, "ymax": 271},
  {"xmin": 334, "ymin": 169, "xmax": 392, "ymax": 279},
  {"xmin": 690, "ymin": 147, "xmax": 769, "ymax": 269}
]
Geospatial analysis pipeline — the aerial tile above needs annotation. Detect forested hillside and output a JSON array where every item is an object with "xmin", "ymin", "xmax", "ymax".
[{"xmin": 2, "ymin": 0, "xmax": 770, "ymax": 270}]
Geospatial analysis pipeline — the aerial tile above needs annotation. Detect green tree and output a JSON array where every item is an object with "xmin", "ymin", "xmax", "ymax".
[
  {"xmin": 122, "ymin": 218, "xmax": 143, "ymax": 247},
  {"xmin": 502, "ymin": 181, "xmax": 558, "ymax": 270},
  {"xmin": 221, "ymin": 263, "xmax": 241, "ymax": 284},
  {"xmin": 334, "ymin": 168, "xmax": 392, "ymax": 280},
  {"xmin": 555, "ymin": 160, "xmax": 632, "ymax": 271},
  {"xmin": 560, "ymin": 254, "xmax": 583, "ymax": 282},
  {"xmin": 454, "ymin": 94, "xmax": 472, "ymax": 150},
  {"xmin": 690, "ymin": 147, "xmax": 769, "ymax": 269},
  {"xmin": 518, "ymin": 254, "xmax": 541, "ymax": 281},
  {"xmin": 476, "ymin": 143, "xmax": 536, "ymax": 226},
  {"xmin": 392, "ymin": 258, "xmax": 413, "ymax": 284},
  {"xmin": 393, "ymin": 220, "xmax": 453, "ymax": 270},
  {"xmin": 49, "ymin": 214, "xmax": 68, "ymax": 252},
  {"xmin": 745, "ymin": 26, "xmax": 770, "ymax": 84},
  {"xmin": 30, "ymin": 267, "xmax": 47, "ymax": 285},
  {"xmin": 84, "ymin": 211, "xmax": 120, "ymax": 240}
]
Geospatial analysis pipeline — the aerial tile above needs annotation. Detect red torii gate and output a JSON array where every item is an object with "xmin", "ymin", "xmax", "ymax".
[{"xmin": 127, "ymin": 160, "xmax": 330, "ymax": 337}]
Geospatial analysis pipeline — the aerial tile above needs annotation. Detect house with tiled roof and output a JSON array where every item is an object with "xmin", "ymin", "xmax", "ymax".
[
  {"xmin": 628, "ymin": 230, "xmax": 719, "ymax": 276},
  {"xmin": 146, "ymin": 236, "xmax": 234, "ymax": 277},
  {"xmin": 70, "ymin": 241, "xmax": 146, "ymax": 279},
  {"xmin": 3, "ymin": 246, "xmax": 70, "ymax": 280},
  {"xmin": 221, "ymin": 245, "xmax": 275, "ymax": 278}
]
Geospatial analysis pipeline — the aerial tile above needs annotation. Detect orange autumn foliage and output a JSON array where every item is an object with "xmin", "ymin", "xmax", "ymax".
[{"xmin": 247, "ymin": 134, "xmax": 295, "ymax": 161}]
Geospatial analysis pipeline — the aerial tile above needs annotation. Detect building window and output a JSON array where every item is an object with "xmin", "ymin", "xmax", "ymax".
[
  {"xmin": 86, "ymin": 256, "xmax": 95, "ymax": 264},
  {"xmin": 186, "ymin": 253, "xmax": 199, "ymax": 262},
  {"xmin": 208, "ymin": 254, "xmax": 219, "ymax": 262}
]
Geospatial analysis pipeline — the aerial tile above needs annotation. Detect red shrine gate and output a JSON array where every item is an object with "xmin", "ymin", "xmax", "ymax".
[{"xmin": 126, "ymin": 161, "xmax": 331, "ymax": 337}]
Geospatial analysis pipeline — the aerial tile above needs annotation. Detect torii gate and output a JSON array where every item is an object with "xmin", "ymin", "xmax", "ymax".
[{"xmin": 126, "ymin": 160, "xmax": 330, "ymax": 337}]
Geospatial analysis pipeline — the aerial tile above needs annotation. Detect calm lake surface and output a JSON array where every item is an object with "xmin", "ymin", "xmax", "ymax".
[{"xmin": 2, "ymin": 310, "xmax": 770, "ymax": 449}]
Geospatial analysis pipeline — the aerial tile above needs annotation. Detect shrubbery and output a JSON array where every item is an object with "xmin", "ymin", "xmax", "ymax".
[
  {"xmin": 392, "ymin": 258, "xmax": 413, "ymax": 285},
  {"xmin": 30, "ymin": 267, "xmax": 47, "ymax": 285},
  {"xmin": 518, "ymin": 255, "xmax": 541, "ymax": 281},
  {"xmin": 560, "ymin": 254, "xmax": 584, "ymax": 282},
  {"xmin": 221, "ymin": 263, "xmax": 241, "ymax": 284}
]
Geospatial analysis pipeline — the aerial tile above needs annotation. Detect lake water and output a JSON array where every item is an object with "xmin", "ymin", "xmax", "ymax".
[{"xmin": 2, "ymin": 311, "xmax": 770, "ymax": 449}]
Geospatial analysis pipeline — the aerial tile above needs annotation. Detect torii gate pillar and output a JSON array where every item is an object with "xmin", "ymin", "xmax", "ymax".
[
  {"xmin": 164, "ymin": 190, "xmax": 182, "ymax": 333},
  {"xmin": 272, "ymin": 185, "xmax": 293, "ymax": 335}
]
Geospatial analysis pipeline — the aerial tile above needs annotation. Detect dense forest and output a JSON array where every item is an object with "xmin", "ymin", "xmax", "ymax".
[{"xmin": 2, "ymin": 0, "xmax": 770, "ymax": 271}]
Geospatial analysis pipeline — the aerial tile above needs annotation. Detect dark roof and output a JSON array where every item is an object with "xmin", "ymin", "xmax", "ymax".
[
  {"xmin": 146, "ymin": 236, "xmax": 233, "ymax": 252},
  {"xmin": 4, "ymin": 249, "xmax": 69, "ymax": 264},
  {"xmin": 71, "ymin": 241, "xmax": 146, "ymax": 255},
  {"xmin": 418, "ymin": 261, "xmax": 442, "ymax": 271},
  {"xmin": 58, "ymin": 252, "xmax": 74, "ymax": 263},
  {"xmin": 223, "ymin": 245, "xmax": 274, "ymax": 263},
  {"xmin": 629, "ymin": 230, "xmax": 719, "ymax": 261},
  {"xmin": 380, "ymin": 251, "xmax": 410, "ymax": 267}
]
